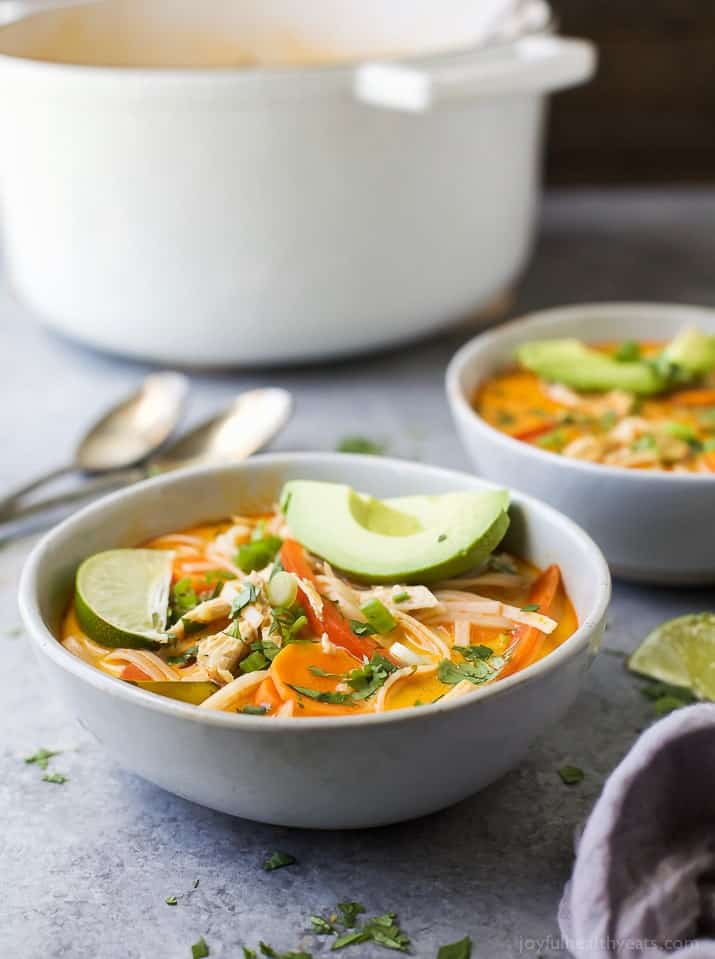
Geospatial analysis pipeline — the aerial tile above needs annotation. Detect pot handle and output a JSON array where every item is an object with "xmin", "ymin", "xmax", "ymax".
[{"xmin": 353, "ymin": 35, "xmax": 596, "ymax": 113}]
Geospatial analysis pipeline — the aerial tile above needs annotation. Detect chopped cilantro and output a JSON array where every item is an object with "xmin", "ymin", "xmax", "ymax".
[
  {"xmin": 192, "ymin": 937, "xmax": 210, "ymax": 959},
  {"xmin": 241, "ymin": 705, "xmax": 268, "ymax": 716},
  {"xmin": 168, "ymin": 645, "xmax": 198, "ymax": 666},
  {"xmin": 437, "ymin": 937, "xmax": 472, "ymax": 959},
  {"xmin": 558, "ymin": 765, "xmax": 584, "ymax": 786},
  {"xmin": 496, "ymin": 410, "xmax": 515, "ymax": 425},
  {"xmin": 42, "ymin": 773, "xmax": 68, "ymax": 784},
  {"xmin": 336, "ymin": 436, "xmax": 386, "ymax": 456},
  {"xmin": 165, "ymin": 896, "xmax": 178, "ymax": 906},
  {"xmin": 521, "ymin": 603, "xmax": 540, "ymax": 613},
  {"xmin": 614, "ymin": 340, "xmax": 641, "ymax": 362},
  {"xmin": 271, "ymin": 605, "xmax": 308, "ymax": 644},
  {"xmin": 631, "ymin": 434, "xmax": 656, "ymax": 452},
  {"xmin": 454, "ymin": 645, "xmax": 492, "ymax": 662},
  {"xmin": 664, "ymin": 421, "xmax": 697, "ymax": 442},
  {"xmin": 486, "ymin": 554, "xmax": 518, "ymax": 575},
  {"xmin": 310, "ymin": 916, "xmax": 335, "ymax": 935},
  {"xmin": 337, "ymin": 902, "xmax": 366, "ymax": 928},
  {"xmin": 349, "ymin": 620, "xmax": 377, "ymax": 637},
  {"xmin": 24, "ymin": 748, "xmax": 61, "ymax": 770},
  {"xmin": 599, "ymin": 410, "xmax": 618, "ymax": 430},
  {"xmin": 169, "ymin": 578, "xmax": 199, "ymax": 625},
  {"xmin": 231, "ymin": 583, "xmax": 259, "ymax": 618},
  {"xmin": 308, "ymin": 665, "xmax": 341, "ymax": 679},
  {"xmin": 392, "ymin": 592, "xmax": 410, "ymax": 604},
  {"xmin": 225, "ymin": 620, "xmax": 243, "ymax": 640},
  {"xmin": 438, "ymin": 658, "xmax": 498, "ymax": 686},
  {"xmin": 346, "ymin": 655, "xmax": 397, "ymax": 701},
  {"xmin": 287, "ymin": 685, "xmax": 354, "ymax": 706},
  {"xmin": 536, "ymin": 428, "xmax": 567, "ymax": 451},
  {"xmin": 236, "ymin": 536, "xmax": 282, "ymax": 574},
  {"xmin": 263, "ymin": 851, "xmax": 297, "ymax": 872}
]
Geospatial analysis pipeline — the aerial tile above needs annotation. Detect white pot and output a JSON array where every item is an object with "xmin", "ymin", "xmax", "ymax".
[
  {"xmin": 0, "ymin": 0, "xmax": 595, "ymax": 366},
  {"xmin": 19, "ymin": 453, "xmax": 610, "ymax": 828}
]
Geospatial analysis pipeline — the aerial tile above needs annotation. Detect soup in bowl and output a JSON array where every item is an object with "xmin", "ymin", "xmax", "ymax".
[{"xmin": 20, "ymin": 454, "xmax": 609, "ymax": 828}]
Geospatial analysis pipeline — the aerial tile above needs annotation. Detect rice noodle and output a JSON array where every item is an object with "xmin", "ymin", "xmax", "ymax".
[
  {"xmin": 432, "ymin": 590, "xmax": 557, "ymax": 634},
  {"xmin": 394, "ymin": 610, "xmax": 451, "ymax": 659},
  {"xmin": 102, "ymin": 649, "xmax": 178, "ymax": 681},
  {"xmin": 200, "ymin": 670, "xmax": 268, "ymax": 710},
  {"xmin": 374, "ymin": 667, "xmax": 414, "ymax": 712},
  {"xmin": 437, "ymin": 573, "xmax": 531, "ymax": 589},
  {"xmin": 453, "ymin": 620, "xmax": 471, "ymax": 647}
]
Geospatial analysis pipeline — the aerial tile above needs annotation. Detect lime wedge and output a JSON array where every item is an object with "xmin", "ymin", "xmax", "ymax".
[
  {"xmin": 75, "ymin": 549, "xmax": 174, "ymax": 649},
  {"xmin": 628, "ymin": 613, "xmax": 715, "ymax": 699},
  {"xmin": 134, "ymin": 681, "xmax": 218, "ymax": 705}
]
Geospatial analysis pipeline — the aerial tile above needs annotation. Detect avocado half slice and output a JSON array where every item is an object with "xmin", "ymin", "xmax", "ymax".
[
  {"xmin": 280, "ymin": 481, "xmax": 510, "ymax": 584},
  {"xmin": 517, "ymin": 339, "xmax": 664, "ymax": 395}
]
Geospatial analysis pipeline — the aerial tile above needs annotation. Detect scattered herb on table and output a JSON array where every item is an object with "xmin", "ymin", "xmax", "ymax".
[
  {"xmin": 25, "ymin": 748, "xmax": 62, "ymax": 770},
  {"xmin": 337, "ymin": 902, "xmax": 366, "ymax": 928},
  {"xmin": 42, "ymin": 773, "xmax": 68, "ymax": 785},
  {"xmin": 437, "ymin": 937, "xmax": 472, "ymax": 959},
  {"xmin": 310, "ymin": 916, "xmax": 335, "ymax": 935},
  {"xmin": 193, "ymin": 879, "xmax": 200, "ymax": 889},
  {"xmin": 256, "ymin": 944, "xmax": 312, "ymax": 959},
  {"xmin": 558, "ymin": 765, "xmax": 584, "ymax": 786},
  {"xmin": 640, "ymin": 680, "xmax": 696, "ymax": 717},
  {"xmin": 263, "ymin": 851, "xmax": 297, "ymax": 872},
  {"xmin": 191, "ymin": 937, "xmax": 210, "ymax": 959},
  {"xmin": 336, "ymin": 436, "xmax": 386, "ymax": 456},
  {"xmin": 165, "ymin": 896, "xmax": 178, "ymax": 906}
]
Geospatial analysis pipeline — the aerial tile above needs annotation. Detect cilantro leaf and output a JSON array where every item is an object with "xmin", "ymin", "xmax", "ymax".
[
  {"xmin": 169, "ymin": 578, "xmax": 199, "ymax": 625},
  {"xmin": 24, "ymin": 748, "xmax": 61, "ymax": 770},
  {"xmin": 453, "ymin": 645, "xmax": 492, "ymax": 662},
  {"xmin": 437, "ymin": 936, "xmax": 472, "ymax": 959},
  {"xmin": 558, "ymin": 765, "xmax": 584, "ymax": 786},
  {"xmin": 204, "ymin": 569, "xmax": 237, "ymax": 583},
  {"xmin": 438, "ymin": 659, "xmax": 492, "ymax": 686},
  {"xmin": 168, "ymin": 645, "xmax": 198, "ymax": 666},
  {"xmin": 349, "ymin": 620, "xmax": 377, "ymax": 637},
  {"xmin": 337, "ymin": 902, "xmax": 366, "ymax": 927},
  {"xmin": 336, "ymin": 436, "xmax": 385, "ymax": 456},
  {"xmin": 231, "ymin": 583, "xmax": 259, "ymax": 618},
  {"xmin": 263, "ymin": 851, "xmax": 297, "ymax": 872},
  {"xmin": 287, "ymin": 685, "xmax": 354, "ymax": 706},
  {"xmin": 192, "ymin": 938, "xmax": 210, "ymax": 959},
  {"xmin": 42, "ymin": 772, "xmax": 68, "ymax": 784}
]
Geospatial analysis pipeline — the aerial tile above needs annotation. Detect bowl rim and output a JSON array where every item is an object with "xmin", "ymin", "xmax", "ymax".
[
  {"xmin": 19, "ymin": 452, "xmax": 610, "ymax": 732},
  {"xmin": 0, "ymin": 1, "xmax": 554, "ymax": 86},
  {"xmin": 446, "ymin": 300, "xmax": 715, "ymax": 486}
]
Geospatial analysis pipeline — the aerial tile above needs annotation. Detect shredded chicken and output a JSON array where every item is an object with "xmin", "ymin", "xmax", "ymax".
[{"xmin": 196, "ymin": 630, "xmax": 248, "ymax": 685}]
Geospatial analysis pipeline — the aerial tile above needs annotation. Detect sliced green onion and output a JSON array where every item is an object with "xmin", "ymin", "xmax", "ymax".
[
  {"xmin": 361, "ymin": 598, "xmax": 397, "ymax": 635},
  {"xmin": 239, "ymin": 651, "xmax": 269, "ymax": 674},
  {"xmin": 267, "ymin": 571, "xmax": 298, "ymax": 609},
  {"xmin": 664, "ymin": 421, "xmax": 697, "ymax": 441},
  {"xmin": 235, "ymin": 536, "xmax": 282, "ymax": 574}
]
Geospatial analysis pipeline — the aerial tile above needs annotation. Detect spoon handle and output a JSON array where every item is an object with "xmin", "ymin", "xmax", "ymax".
[{"xmin": 0, "ymin": 464, "xmax": 75, "ymax": 519}]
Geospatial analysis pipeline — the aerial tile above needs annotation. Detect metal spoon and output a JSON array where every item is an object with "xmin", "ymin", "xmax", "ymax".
[
  {"xmin": 0, "ymin": 372, "xmax": 188, "ymax": 519},
  {"xmin": 3, "ymin": 388, "xmax": 293, "ymax": 526}
]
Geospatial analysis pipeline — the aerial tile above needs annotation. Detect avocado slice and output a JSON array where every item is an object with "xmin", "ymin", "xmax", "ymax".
[
  {"xmin": 661, "ymin": 327, "xmax": 715, "ymax": 375},
  {"xmin": 280, "ymin": 481, "xmax": 510, "ymax": 584},
  {"xmin": 517, "ymin": 339, "xmax": 664, "ymax": 395},
  {"xmin": 133, "ymin": 681, "xmax": 218, "ymax": 705}
]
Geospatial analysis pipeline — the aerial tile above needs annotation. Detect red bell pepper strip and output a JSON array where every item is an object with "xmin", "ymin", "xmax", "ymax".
[
  {"xmin": 280, "ymin": 539, "xmax": 377, "ymax": 660},
  {"xmin": 512, "ymin": 421, "xmax": 560, "ymax": 443},
  {"xmin": 121, "ymin": 663, "xmax": 154, "ymax": 682},
  {"xmin": 498, "ymin": 565, "xmax": 561, "ymax": 680}
]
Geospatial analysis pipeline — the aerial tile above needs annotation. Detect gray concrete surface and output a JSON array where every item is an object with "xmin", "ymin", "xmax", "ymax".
[{"xmin": 1, "ymin": 189, "xmax": 713, "ymax": 959}]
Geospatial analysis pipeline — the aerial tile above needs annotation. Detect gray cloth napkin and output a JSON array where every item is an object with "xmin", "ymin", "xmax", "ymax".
[{"xmin": 559, "ymin": 703, "xmax": 715, "ymax": 958}]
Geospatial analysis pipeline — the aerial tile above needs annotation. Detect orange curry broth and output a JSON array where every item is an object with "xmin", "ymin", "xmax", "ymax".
[
  {"xmin": 61, "ymin": 521, "xmax": 579, "ymax": 717},
  {"xmin": 474, "ymin": 340, "xmax": 715, "ymax": 472}
]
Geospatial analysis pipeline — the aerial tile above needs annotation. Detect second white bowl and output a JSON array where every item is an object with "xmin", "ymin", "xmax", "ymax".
[{"xmin": 447, "ymin": 302, "xmax": 715, "ymax": 585}]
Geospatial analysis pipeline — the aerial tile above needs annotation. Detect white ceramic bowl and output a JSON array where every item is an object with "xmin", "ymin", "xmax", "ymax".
[
  {"xmin": 19, "ymin": 453, "xmax": 609, "ymax": 828},
  {"xmin": 0, "ymin": 0, "xmax": 594, "ymax": 366},
  {"xmin": 447, "ymin": 302, "xmax": 715, "ymax": 586}
]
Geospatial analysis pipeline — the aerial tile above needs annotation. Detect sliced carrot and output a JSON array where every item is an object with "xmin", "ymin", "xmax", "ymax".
[
  {"xmin": 254, "ymin": 677, "xmax": 283, "ymax": 714},
  {"xmin": 121, "ymin": 663, "xmax": 154, "ymax": 682},
  {"xmin": 673, "ymin": 389, "xmax": 715, "ymax": 407},
  {"xmin": 280, "ymin": 539, "xmax": 377, "ymax": 660},
  {"xmin": 702, "ymin": 452, "xmax": 715, "ymax": 473},
  {"xmin": 512, "ymin": 421, "xmax": 560, "ymax": 442},
  {"xmin": 270, "ymin": 642, "xmax": 366, "ymax": 717},
  {"xmin": 498, "ymin": 565, "xmax": 561, "ymax": 680}
]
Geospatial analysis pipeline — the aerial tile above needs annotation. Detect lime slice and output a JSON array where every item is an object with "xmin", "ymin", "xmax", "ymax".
[
  {"xmin": 134, "ymin": 681, "xmax": 218, "ymax": 705},
  {"xmin": 628, "ymin": 613, "xmax": 715, "ymax": 699},
  {"xmin": 75, "ymin": 549, "xmax": 174, "ymax": 649}
]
